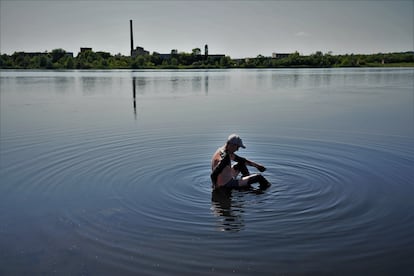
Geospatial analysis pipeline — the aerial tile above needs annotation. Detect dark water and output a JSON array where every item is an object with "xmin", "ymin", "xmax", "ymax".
[{"xmin": 1, "ymin": 68, "xmax": 413, "ymax": 275}]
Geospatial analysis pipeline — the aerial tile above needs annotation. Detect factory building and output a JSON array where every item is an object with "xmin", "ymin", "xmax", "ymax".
[{"xmin": 129, "ymin": 20, "xmax": 224, "ymax": 60}]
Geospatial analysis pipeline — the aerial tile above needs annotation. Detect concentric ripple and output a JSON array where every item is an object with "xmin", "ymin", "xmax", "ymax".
[
  {"xmin": 1, "ymin": 68, "xmax": 413, "ymax": 275},
  {"xmin": 2, "ymin": 125, "xmax": 413, "ymax": 274},
  {"xmin": 24, "ymin": 129, "xmax": 410, "ymax": 275}
]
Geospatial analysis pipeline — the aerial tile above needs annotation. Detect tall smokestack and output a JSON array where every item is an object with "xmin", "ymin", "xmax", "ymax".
[{"xmin": 130, "ymin": 20, "xmax": 134, "ymax": 56}]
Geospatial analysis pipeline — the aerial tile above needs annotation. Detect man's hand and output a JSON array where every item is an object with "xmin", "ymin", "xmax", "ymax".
[{"xmin": 256, "ymin": 165, "xmax": 266, "ymax": 172}]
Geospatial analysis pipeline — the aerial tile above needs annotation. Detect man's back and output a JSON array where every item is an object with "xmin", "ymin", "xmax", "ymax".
[{"xmin": 211, "ymin": 147, "xmax": 233, "ymax": 187}]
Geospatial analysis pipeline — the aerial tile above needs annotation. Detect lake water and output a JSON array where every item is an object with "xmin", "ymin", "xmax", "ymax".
[{"xmin": 1, "ymin": 68, "xmax": 413, "ymax": 275}]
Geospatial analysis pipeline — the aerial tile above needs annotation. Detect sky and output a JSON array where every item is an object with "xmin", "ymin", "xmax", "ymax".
[{"xmin": 1, "ymin": 0, "xmax": 413, "ymax": 58}]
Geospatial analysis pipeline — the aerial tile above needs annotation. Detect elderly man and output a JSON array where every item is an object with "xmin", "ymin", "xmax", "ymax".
[{"xmin": 211, "ymin": 134, "xmax": 271, "ymax": 190}]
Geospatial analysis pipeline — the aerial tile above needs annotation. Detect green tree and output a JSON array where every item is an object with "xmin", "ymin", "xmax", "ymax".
[
  {"xmin": 219, "ymin": 56, "xmax": 232, "ymax": 68},
  {"xmin": 39, "ymin": 55, "xmax": 48, "ymax": 68},
  {"xmin": 51, "ymin": 48, "xmax": 67, "ymax": 63},
  {"xmin": 0, "ymin": 54, "xmax": 11, "ymax": 68},
  {"xmin": 131, "ymin": 55, "xmax": 145, "ymax": 68},
  {"xmin": 151, "ymin": 52, "xmax": 162, "ymax": 66},
  {"xmin": 309, "ymin": 51, "xmax": 323, "ymax": 67},
  {"xmin": 170, "ymin": 57, "xmax": 178, "ymax": 67},
  {"xmin": 339, "ymin": 54, "xmax": 358, "ymax": 67},
  {"xmin": 192, "ymin": 48, "xmax": 201, "ymax": 56},
  {"xmin": 65, "ymin": 57, "xmax": 74, "ymax": 69},
  {"xmin": 287, "ymin": 52, "xmax": 301, "ymax": 66}
]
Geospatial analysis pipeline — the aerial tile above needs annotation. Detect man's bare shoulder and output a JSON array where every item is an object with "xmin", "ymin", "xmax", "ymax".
[{"xmin": 211, "ymin": 147, "xmax": 224, "ymax": 166}]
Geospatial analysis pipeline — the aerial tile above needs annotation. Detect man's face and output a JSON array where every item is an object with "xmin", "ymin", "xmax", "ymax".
[{"xmin": 228, "ymin": 143, "xmax": 240, "ymax": 153}]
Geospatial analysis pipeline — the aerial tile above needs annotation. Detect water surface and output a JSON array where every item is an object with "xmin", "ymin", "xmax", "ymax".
[{"xmin": 1, "ymin": 68, "xmax": 413, "ymax": 275}]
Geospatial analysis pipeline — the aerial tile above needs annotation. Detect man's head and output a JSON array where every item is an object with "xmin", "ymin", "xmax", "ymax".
[{"xmin": 226, "ymin": 134, "xmax": 246, "ymax": 151}]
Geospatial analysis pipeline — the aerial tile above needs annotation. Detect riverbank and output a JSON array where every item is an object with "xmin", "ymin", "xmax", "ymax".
[{"xmin": 1, "ymin": 50, "xmax": 413, "ymax": 70}]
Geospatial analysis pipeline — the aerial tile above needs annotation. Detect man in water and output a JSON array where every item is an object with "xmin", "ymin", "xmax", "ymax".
[{"xmin": 211, "ymin": 134, "xmax": 271, "ymax": 190}]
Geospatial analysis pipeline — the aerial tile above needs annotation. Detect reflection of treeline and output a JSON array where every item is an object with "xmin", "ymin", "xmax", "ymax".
[{"xmin": 1, "ymin": 49, "xmax": 413, "ymax": 69}]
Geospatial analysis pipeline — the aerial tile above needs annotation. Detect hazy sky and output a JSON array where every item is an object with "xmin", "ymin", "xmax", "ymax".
[{"xmin": 1, "ymin": 0, "xmax": 413, "ymax": 58}]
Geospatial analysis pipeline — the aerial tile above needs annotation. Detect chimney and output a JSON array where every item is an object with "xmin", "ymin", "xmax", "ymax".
[{"xmin": 130, "ymin": 20, "xmax": 134, "ymax": 56}]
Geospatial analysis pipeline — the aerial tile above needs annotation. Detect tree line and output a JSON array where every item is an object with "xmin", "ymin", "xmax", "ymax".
[
  {"xmin": 1, "ymin": 48, "xmax": 413, "ymax": 69},
  {"xmin": 242, "ymin": 51, "xmax": 414, "ymax": 68}
]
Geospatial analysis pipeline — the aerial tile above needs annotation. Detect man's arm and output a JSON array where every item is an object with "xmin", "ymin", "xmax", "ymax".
[{"xmin": 234, "ymin": 154, "xmax": 266, "ymax": 172}]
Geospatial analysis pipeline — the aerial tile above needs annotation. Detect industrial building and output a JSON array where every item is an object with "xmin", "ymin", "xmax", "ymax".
[{"xmin": 129, "ymin": 20, "xmax": 225, "ymax": 60}]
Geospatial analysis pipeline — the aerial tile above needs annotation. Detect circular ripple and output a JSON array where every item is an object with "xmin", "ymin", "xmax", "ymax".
[
  {"xmin": 3, "ymin": 126, "xmax": 413, "ymax": 274},
  {"xmin": 60, "ymin": 131, "xmax": 413, "ymax": 273}
]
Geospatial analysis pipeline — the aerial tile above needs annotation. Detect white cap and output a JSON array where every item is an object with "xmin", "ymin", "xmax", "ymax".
[{"xmin": 227, "ymin": 134, "xmax": 246, "ymax": 148}]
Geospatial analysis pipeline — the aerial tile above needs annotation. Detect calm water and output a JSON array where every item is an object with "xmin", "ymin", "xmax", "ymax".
[{"xmin": 1, "ymin": 68, "xmax": 413, "ymax": 275}]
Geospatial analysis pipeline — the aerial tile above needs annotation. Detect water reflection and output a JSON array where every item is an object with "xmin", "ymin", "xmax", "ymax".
[
  {"xmin": 171, "ymin": 77, "xmax": 179, "ymax": 93},
  {"xmin": 211, "ymin": 187, "xmax": 270, "ymax": 232},
  {"xmin": 80, "ymin": 76, "xmax": 116, "ymax": 96},
  {"xmin": 80, "ymin": 77, "xmax": 97, "ymax": 95},
  {"xmin": 53, "ymin": 77, "xmax": 75, "ymax": 95},
  {"xmin": 211, "ymin": 189, "xmax": 245, "ymax": 232},
  {"xmin": 128, "ymin": 72, "xmax": 215, "ymax": 99},
  {"xmin": 129, "ymin": 73, "xmax": 211, "ymax": 117},
  {"xmin": 135, "ymin": 77, "xmax": 147, "ymax": 94},
  {"xmin": 191, "ymin": 76, "xmax": 202, "ymax": 93},
  {"xmin": 132, "ymin": 78, "xmax": 137, "ymax": 119},
  {"xmin": 204, "ymin": 75, "xmax": 209, "ymax": 95}
]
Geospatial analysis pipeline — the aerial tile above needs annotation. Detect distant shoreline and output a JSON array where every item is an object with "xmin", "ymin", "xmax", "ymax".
[
  {"xmin": 1, "ymin": 64, "xmax": 413, "ymax": 70},
  {"xmin": 1, "ymin": 50, "xmax": 413, "ymax": 70},
  {"xmin": 1, "ymin": 65, "xmax": 413, "ymax": 70},
  {"xmin": 1, "ymin": 62, "xmax": 413, "ymax": 70}
]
